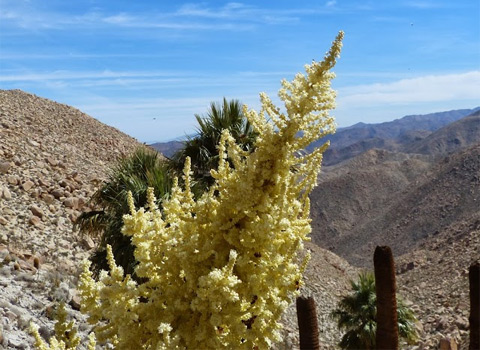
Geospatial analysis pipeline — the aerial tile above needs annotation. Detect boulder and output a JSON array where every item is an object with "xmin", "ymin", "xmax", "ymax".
[
  {"xmin": 22, "ymin": 181, "xmax": 34, "ymax": 191},
  {"xmin": 29, "ymin": 216, "xmax": 42, "ymax": 227},
  {"xmin": 0, "ymin": 161, "xmax": 11, "ymax": 174},
  {"xmin": 439, "ymin": 337, "xmax": 457, "ymax": 350},
  {"xmin": 51, "ymin": 188, "xmax": 64, "ymax": 199},
  {"xmin": 1, "ymin": 186, "xmax": 12, "ymax": 200},
  {"xmin": 63, "ymin": 197, "xmax": 79, "ymax": 209},
  {"xmin": 30, "ymin": 205, "xmax": 44, "ymax": 218}
]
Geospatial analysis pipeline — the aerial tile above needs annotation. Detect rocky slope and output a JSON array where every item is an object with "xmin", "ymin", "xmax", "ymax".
[
  {"xmin": 312, "ymin": 143, "xmax": 480, "ymax": 268},
  {"xmin": 0, "ymin": 89, "xmax": 142, "ymax": 349},
  {"xmin": 405, "ymin": 111, "xmax": 480, "ymax": 156},
  {"xmin": 309, "ymin": 121, "xmax": 480, "ymax": 348},
  {"xmin": 397, "ymin": 212, "xmax": 480, "ymax": 349}
]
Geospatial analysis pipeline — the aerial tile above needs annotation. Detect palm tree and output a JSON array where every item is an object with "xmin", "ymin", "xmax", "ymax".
[
  {"xmin": 76, "ymin": 99, "xmax": 255, "ymax": 279},
  {"xmin": 75, "ymin": 147, "xmax": 172, "ymax": 278},
  {"xmin": 170, "ymin": 98, "xmax": 257, "ymax": 188},
  {"xmin": 331, "ymin": 272, "xmax": 418, "ymax": 350}
]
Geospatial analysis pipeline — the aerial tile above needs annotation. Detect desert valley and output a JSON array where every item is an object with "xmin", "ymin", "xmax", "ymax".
[{"xmin": 0, "ymin": 89, "xmax": 479, "ymax": 349}]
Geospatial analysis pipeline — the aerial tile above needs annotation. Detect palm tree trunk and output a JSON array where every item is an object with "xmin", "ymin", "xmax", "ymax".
[
  {"xmin": 296, "ymin": 296, "xmax": 320, "ymax": 350},
  {"xmin": 469, "ymin": 261, "xmax": 480, "ymax": 350},
  {"xmin": 374, "ymin": 246, "xmax": 399, "ymax": 350}
]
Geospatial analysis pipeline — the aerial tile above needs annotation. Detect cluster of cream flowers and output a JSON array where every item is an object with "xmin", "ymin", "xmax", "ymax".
[
  {"xmin": 40, "ymin": 31, "xmax": 343, "ymax": 350},
  {"xmin": 29, "ymin": 303, "xmax": 96, "ymax": 350}
]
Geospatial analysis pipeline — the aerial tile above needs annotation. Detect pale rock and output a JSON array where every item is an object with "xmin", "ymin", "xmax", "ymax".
[
  {"xmin": 46, "ymin": 157, "xmax": 58, "ymax": 166},
  {"xmin": 439, "ymin": 337, "xmax": 457, "ymax": 350},
  {"xmin": 41, "ymin": 193, "xmax": 55, "ymax": 204},
  {"xmin": 8, "ymin": 337, "xmax": 28, "ymax": 350},
  {"xmin": 436, "ymin": 316, "xmax": 449, "ymax": 331},
  {"xmin": 0, "ymin": 161, "xmax": 11, "ymax": 174},
  {"xmin": 0, "ymin": 216, "xmax": 7, "ymax": 225},
  {"xmin": 50, "ymin": 188, "xmax": 64, "ymax": 199},
  {"xmin": 2, "ymin": 208, "xmax": 14, "ymax": 216},
  {"xmin": 69, "ymin": 292, "xmax": 82, "ymax": 311},
  {"xmin": 30, "ymin": 205, "xmax": 44, "ymax": 219},
  {"xmin": 63, "ymin": 197, "xmax": 79, "ymax": 209},
  {"xmin": 1, "ymin": 186, "xmax": 12, "ymax": 200},
  {"xmin": 6, "ymin": 175, "xmax": 18, "ymax": 185},
  {"xmin": 28, "ymin": 216, "xmax": 41, "ymax": 227},
  {"xmin": 28, "ymin": 139, "xmax": 40, "ymax": 147},
  {"xmin": 29, "ymin": 205, "xmax": 44, "ymax": 219},
  {"xmin": 68, "ymin": 210, "xmax": 80, "ymax": 223},
  {"xmin": 454, "ymin": 315, "xmax": 469, "ymax": 330},
  {"xmin": 80, "ymin": 236, "xmax": 95, "ymax": 250},
  {"xmin": 38, "ymin": 178, "xmax": 50, "ymax": 187},
  {"xmin": 22, "ymin": 181, "xmax": 34, "ymax": 191}
]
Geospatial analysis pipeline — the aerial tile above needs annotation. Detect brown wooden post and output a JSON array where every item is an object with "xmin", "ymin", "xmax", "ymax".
[
  {"xmin": 469, "ymin": 261, "xmax": 480, "ymax": 350},
  {"xmin": 296, "ymin": 296, "xmax": 320, "ymax": 350},
  {"xmin": 374, "ymin": 246, "xmax": 399, "ymax": 350}
]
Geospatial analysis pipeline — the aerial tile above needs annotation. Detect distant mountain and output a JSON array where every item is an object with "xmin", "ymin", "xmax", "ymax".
[
  {"xmin": 149, "ymin": 108, "xmax": 480, "ymax": 161},
  {"xmin": 309, "ymin": 107, "xmax": 480, "ymax": 165},
  {"xmin": 149, "ymin": 140, "xmax": 184, "ymax": 158},
  {"xmin": 404, "ymin": 110, "xmax": 480, "ymax": 156}
]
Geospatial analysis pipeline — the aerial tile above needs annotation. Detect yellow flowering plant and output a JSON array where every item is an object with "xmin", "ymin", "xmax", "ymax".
[
  {"xmin": 29, "ymin": 303, "xmax": 96, "ymax": 350},
  {"xmin": 53, "ymin": 31, "xmax": 343, "ymax": 350}
]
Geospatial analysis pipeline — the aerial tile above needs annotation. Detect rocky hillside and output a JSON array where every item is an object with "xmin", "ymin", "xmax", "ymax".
[
  {"xmin": 397, "ymin": 212, "xmax": 480, "ymax": 349},
  {"xmin": 405, "ymin": 111, "xmax": 480, "ymax": 156},
  {"xmin": 309, "ymin": 116, "xmax": 480, "ymax": 348},
  {"xmin": 0, "ymin": 89, "xmax": 143, "ymax": 348},
  {"xmin": 311, "ymin": 141, "xmax": 480, "ymax": 267}
]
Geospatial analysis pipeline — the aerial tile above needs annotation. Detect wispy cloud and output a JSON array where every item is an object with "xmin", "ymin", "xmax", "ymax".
[
  {"xmin": 0, "ymin": 70, "xmax": 186, "ymax": 82},
  {"xmin": 402, "ymin": 1, "xmax": 444, "ymax": 9},
  {"xmin": 1, "ymin": 2, "xmax": 305, "ymax": 32},
  {"xmin": 338, "ymin": 71, "xmax": 480, "ymax": 106},
  {"xmin": 176, "ymin": 2, "xmax": 253, "ymax": 18}
]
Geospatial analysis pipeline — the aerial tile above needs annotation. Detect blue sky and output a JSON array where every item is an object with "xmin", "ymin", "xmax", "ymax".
[{"xmin": 1, "ymin": 1, "xmax": 479, "ymax": 143}]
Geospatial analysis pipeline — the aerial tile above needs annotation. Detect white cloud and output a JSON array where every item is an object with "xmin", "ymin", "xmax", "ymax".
[
  {"xmin": 102, "ymin": 13, "xmax": 136, "ymax": 24},
  {"xmin": 0, "ymin": 2, "xmax": 314, "ymax": 32},
  {"xmin": 333, "ymin": 71, "xmax": 480, "ymax": 127},
  {"xmin": 338, "ymin": 71, "xmax": 480, "ymax": 106},
  {"xmin": 0, "ymin": 70, "xmax": 185, "ymax": 82},
  {"xmin": 402, "ymin": 1, "xmax": 443, "ymax": 9}
]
